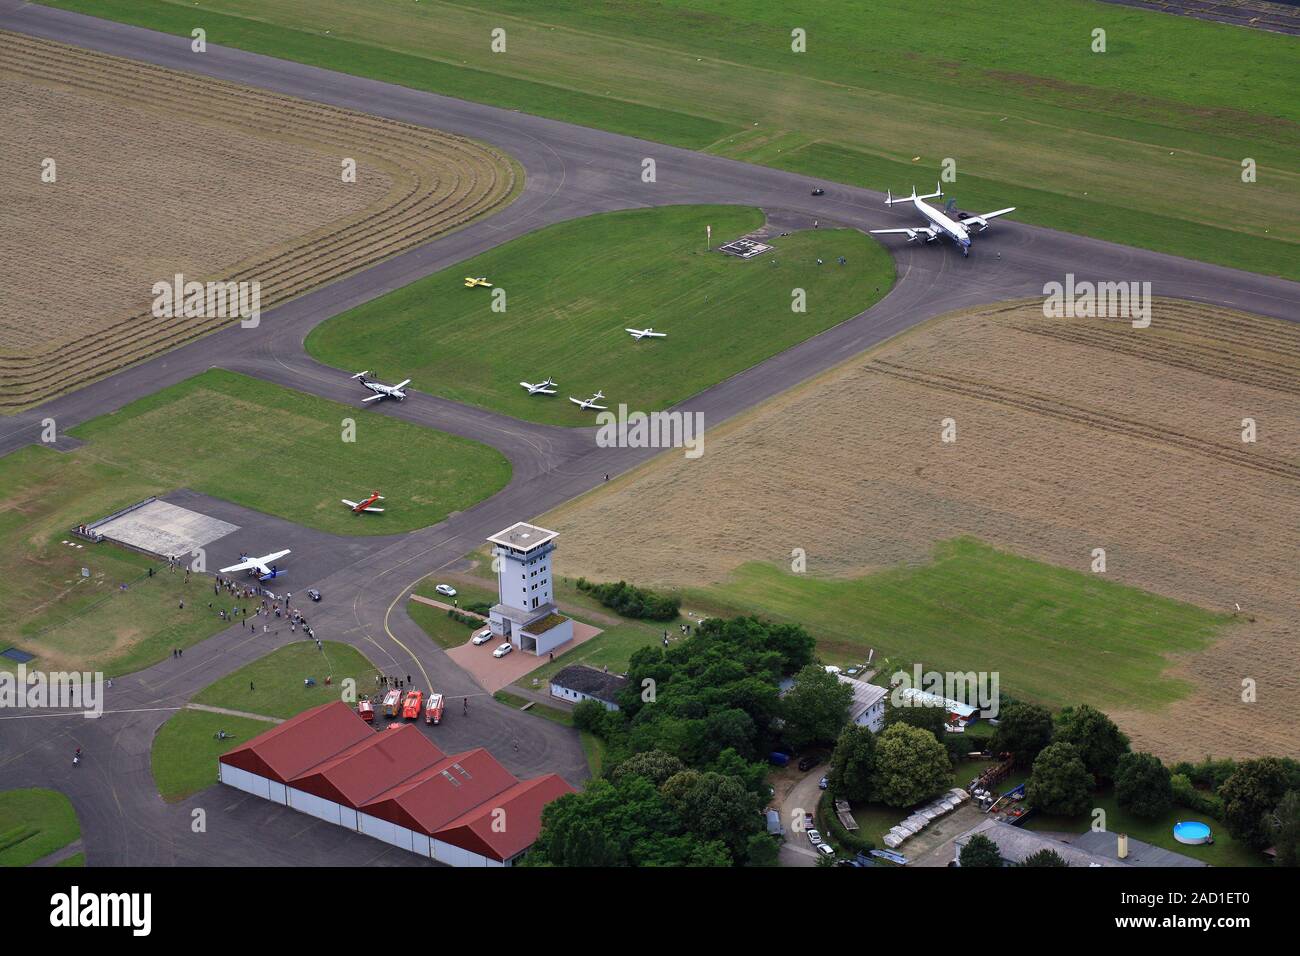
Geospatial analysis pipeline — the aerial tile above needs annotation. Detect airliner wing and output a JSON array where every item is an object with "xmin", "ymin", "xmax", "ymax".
[
  {"xmin": 870, "ymin": 226, "xmax": 939, "ymax": 242},
  {"xmin": 963, "ymin": 207, "xmax": 1016, "ymax": 231}
]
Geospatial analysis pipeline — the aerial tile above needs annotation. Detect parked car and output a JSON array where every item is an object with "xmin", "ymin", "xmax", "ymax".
[
  {"xmin": 492, "ymin": 642, "xmax": 513, "ymax": 658},
  {"xmin": 798, "ymin": 755, "xmax": 820, "ymax": 772},
  {"xmin": 471, "ymin": 628, "xmax": 494, "ymax": 646},
  {"xmin": 435, "ymin": 584, "xmax": 457, "ymax": 597},
  {"xmin": 768, "ymin": 751, "xmax": 790, "ymax": 767},
  {"xmin": 817, "ymin": 843, "xmax": 835, "ymax": 858},
  {"xmin": 306, "ymin": 588, "xmax": 321, "ymax": 602},
  {"xmin": 807, "ymin": 829, "xmax": 823, "ymax": 847},
  {"xmin": 818, "ymin": 776, "xmax": 829, "ymax": 790}
]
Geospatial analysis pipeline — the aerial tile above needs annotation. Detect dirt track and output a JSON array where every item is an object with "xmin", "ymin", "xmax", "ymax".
[
  {"xmin": 544, "ymin": 299, "xmax": 1300, "ymax": 760},
  {"xmin": 0, "ymin": 30, "xmax": 516, "ymax": 408}
]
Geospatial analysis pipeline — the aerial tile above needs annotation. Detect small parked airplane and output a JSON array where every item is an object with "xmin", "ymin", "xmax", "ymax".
[
  {"xmin": 342, "ymin": 491, "xmax": 385, "ymax": 513},
  {"xmin": 219, "ymin": 549, "xmax": 291, "ymax": 581},
  {"xmin": 519, "ymin": 378, "xmax": 558, "ymax": 395},
  {"xmin": 351, "ymin": 371, "xmax": 410, "ymax": 403},
  {"xmin": 625, "ymin": 328, "xmax": 667, "ymax": 340},
  {"xmin": 569, "ymin": 390, "xmax": 607, "ymax": 411},
  {"xmin": 869, "ymin": 182, "xmax": 1015, "ymax": 257},
  {"xmin": 463, "ymin": 276, "xmax": 491, "ymax": 288}
]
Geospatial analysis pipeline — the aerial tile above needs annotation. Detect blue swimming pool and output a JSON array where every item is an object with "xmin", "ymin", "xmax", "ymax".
[{"xmin": 1173, "ymin": 821, "xmax": 1212, "ymax": 845}]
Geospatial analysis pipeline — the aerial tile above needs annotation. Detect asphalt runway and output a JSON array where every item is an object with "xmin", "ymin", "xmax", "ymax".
[{"xmin": 0, "ymin": 0, "xmax": 1297, "ymax": 866}]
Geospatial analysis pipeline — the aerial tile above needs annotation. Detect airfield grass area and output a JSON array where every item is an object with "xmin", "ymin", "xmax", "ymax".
[
  {"xmin": 0, "ymin": 370, "xmax": 505, "ymax": 673},
  {"xmin": 0, "ymin": 788, "xmax": 81, "ymax": 866},
  {"xmin": 50, "ymin": 0, "xmax": 1300, "ymax": 278},
  {"xmin": 685, "ymin": 538, "xmax": 1227, "ymax": 710},
  {"xmin": 0, "ymin": 446, "xmax": 231, "ymax": 674},
  {"xmin": 154, "ymin": 640, "xmax": 380, "ymax": 801},
  {"xmin": 151, "ymin": 710, "xmax": 279, "ymax": 803},
  {"xmin": 69, "ymin": 369, "xmax": 510, "ymax": 534},
  {"xmin": 308, "ymin": 206, "xmax": 893, "ymax": 425},
  {"xmin": 192, "ymin": 640, "xmax": 380, "ymax": 720},
  {"xmin": 543, "ymin": 299, "xmax": 1300, "ymax": 761},
  {"xmin": 0, "ymin": 28, "xmax": 516, "ymax": 410}
]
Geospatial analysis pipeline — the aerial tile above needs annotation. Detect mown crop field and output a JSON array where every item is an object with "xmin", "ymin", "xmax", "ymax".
[
  {"xmin": 0, "ymin": 28, "xmax": 517, "ymax": 410},
  {"xmin": 543, "ymin": 299, "xmax": 1300, "ymax": 761}
]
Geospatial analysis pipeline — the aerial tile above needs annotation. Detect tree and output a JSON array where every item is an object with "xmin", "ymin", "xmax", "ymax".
[
  {"xmin": 745, "ymin": 832, "xmax": 780, "ymax": 867},
  {"xmin": 827, "ymin": 724, "xmax": 877, "ymax": 802},
  {"xmin": 1025, "ymin": 742, "xmax": 1094, "ymax": 817},
  {"xmin": 1266, "ymin": 790, "xmax": 1300, "ymax": 867},
  {"xmin": 883, "ymin": 698, "xmax": 948, "ymax": 742},
  {"xmin": 1053, "ymin": 705, "xmax": 1130, "ymax": 782},
  {"xmin": 959, "ymin": 833, "xmax": 1003, "ymax": 867},
  {"xmin": 1114, "ymin": 752, "xmax": 1174, "ymax": 820},
  {"xmin": 991, "ymin": 702, "xmax": 1054, "ymax": 768},
  {"xmin": 611, "ymin": 750, "xmax": 685, "ymax": 788},
  {"xmin": 572, "ymin": 698, "xmax": 614, "ymax": 735},
  {"xmin": 1019, "ymin": 848, "xmax": 1067, "ymax": 867},
  {"xmin": 873, "ymin": 723, "xmax": 951, "ymax": 808},
  {"xmin": 1220, "ymin": 758, "xmax": 1290, "ymax": 850},
  {"xmin": 781, "ymin": 664, "xmax": 853, "ymax": 751}
]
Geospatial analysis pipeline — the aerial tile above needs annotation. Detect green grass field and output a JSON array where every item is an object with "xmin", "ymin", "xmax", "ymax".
[
  {"xmin": 0, "ymin": 788, "xmax": 81, "ymax": 866},
  {"xmin": 46, "ymin": 0, "xmax": 1300, "ymax": 278},
  {"xmin": 307, "ymin": 206, "xmax": 893, "ymax": 425},
  {"xmin": 151, "ymin": 709, "xmax": 278, "ymax": 802},
  {"xmin": 407, "ymin": 599, "xmax": 482, "ymax": 650},
  {"xmin": 0, "ymin": 446, "xmax": 231, "ymax": 674},
  {"xmin": 192, "ymin": 640, "xmax": 379, "ymax": 719},
  {"xmin": 1024, "ymin": 788, "xmax": 1264, "ymax": 867},
  {"xmin": 70, "ymin": 369, "xmax": 509, "ymax": 533},
  {"xmin": 683, "ymin": 538, "xmax": 1229, "ymax": 711}
]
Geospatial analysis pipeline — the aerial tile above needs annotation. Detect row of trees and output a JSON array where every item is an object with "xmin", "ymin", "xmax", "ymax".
[
  {"xmin": 528, "ymin": 617, "xmax": 817, "ymax": 866},
  {"xmin": 574, "ymin": 578, "xmax": 681, "ymax": 621}
]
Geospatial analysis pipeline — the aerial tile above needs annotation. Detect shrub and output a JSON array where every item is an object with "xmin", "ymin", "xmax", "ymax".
[{"xmin": 575, "ymin": 578, "xmax": 681, "ymax": 621}]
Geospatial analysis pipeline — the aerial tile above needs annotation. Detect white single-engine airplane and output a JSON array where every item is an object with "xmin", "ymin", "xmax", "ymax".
[
  {"xmin": 219, "ymin": 549, "xmax": 291, "ymax": 581},
  {"xmin": 569, "ymin": 390, "xmax": 607, "ymax": 411},
  {"xmin": 869, "ymin": 183, "xmax": 1015, "ymax": 257},
  {"xmin": 342, "ymin": 491, "xmax": 385, "ymax": 513},
  {"xmin": 351, "ymin": 371, "xmax": 410, "ymax": 403},
  {"xmin": 625, "ymin": 328, "xmax": 667, "ymax": 340},
  {"xmin": 519, "ymin": 377, "xmax": 558, "ymax": 395}
]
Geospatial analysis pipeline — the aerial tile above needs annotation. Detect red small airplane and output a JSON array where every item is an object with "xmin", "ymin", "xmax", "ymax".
[{"xmin": 341, "ymin": 491, "xmax": 385, "ymax": 513}]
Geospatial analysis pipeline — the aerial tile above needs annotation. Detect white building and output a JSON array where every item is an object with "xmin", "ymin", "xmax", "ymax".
[
  {"xmin": 549, "ymin": 664, "xmax": 628, "ymax": 711},
  {"xmin": 839, "ymin": 675, "xmax": 888, "ymax": 733},
  {"xmin": 486, "ymin": 522, "xmax": 573, "ymax": 656}
]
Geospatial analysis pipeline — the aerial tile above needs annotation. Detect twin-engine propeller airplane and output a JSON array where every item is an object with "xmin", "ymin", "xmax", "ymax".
[
  {"xmin": 869, "ymin": 182, "xmax": 1015, "ymax": 257},
  {"xmin": 519, "ymin": 377, "xmax": 558, "ymax": 395},
  {"xmin": 568, "ymin": 390, "xmax": 607, "ymax": 411},
  {"xmin": 342, "ymin": 491, "xmax": 385, "ymax": 513},
  {"xmin": 625, "ymin": 328, "xmax": 667, "ymax": 340},
  {"xmin": 351, "ymin": 371, "xmax": 410, "ymax": 403},
  {"xmin": 219, "ymin": 549, "xmax": 291, "ymax": 581}
]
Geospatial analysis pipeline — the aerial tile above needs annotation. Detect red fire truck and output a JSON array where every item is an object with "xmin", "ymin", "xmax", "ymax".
[{"xmin": 424, "ymin": 692, "xmax": 445, "ymax": 725}]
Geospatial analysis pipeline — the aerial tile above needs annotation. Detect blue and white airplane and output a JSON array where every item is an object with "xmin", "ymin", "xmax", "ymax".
[
  {"xmin": 220, "ymin": 549, "xmax": 291, "ymax": 582},
  {"xmin": 870, "ymin": 183, "xmax": 1015, "ymax": 256}
]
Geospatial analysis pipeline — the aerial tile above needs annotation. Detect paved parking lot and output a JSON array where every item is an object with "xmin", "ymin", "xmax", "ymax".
[{"xmin": 445, "ymin": 618, "xmax": 602, "ymax": 692}]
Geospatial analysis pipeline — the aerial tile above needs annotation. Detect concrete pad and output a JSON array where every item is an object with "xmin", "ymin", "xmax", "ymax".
[
  {"xmin": 444, "ymin": 617, "xmax": 602, "ymax": 693},
  {"xmin": 93, "ymin": 498, "xmax": 239, "ymax": 558}
]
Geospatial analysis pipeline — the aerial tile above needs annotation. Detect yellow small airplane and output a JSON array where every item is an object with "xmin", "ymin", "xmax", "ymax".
[{"xmin": 463, "ymin": 276, "xmax": 492, "ymax": 288}]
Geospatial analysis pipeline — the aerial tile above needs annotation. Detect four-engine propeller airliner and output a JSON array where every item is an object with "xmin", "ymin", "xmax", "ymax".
[
  {"xmin": 519, "ymin": 377, "xmax": 558, "ymax": 395},
  {"xmin": 869, "ymin": 182, "xmax": 1015, "ymax": 256},
  {"xmin": 341, "ymin": 491, "xmax": 385, "ymax": 513},
  {"xmin": 569, "ymin": 390, "xmax": 607, "ymax": 411},
  {"xmin": 351, "ymin": 371, "xmax": 410, "ymax": 403},
  {"xmin": 219, "ymin": 549, "xmax": 291, "ymax": 581},
  {"xmin": 626, "ymin": 328, "xmax": 667, "ymax": 340}
]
